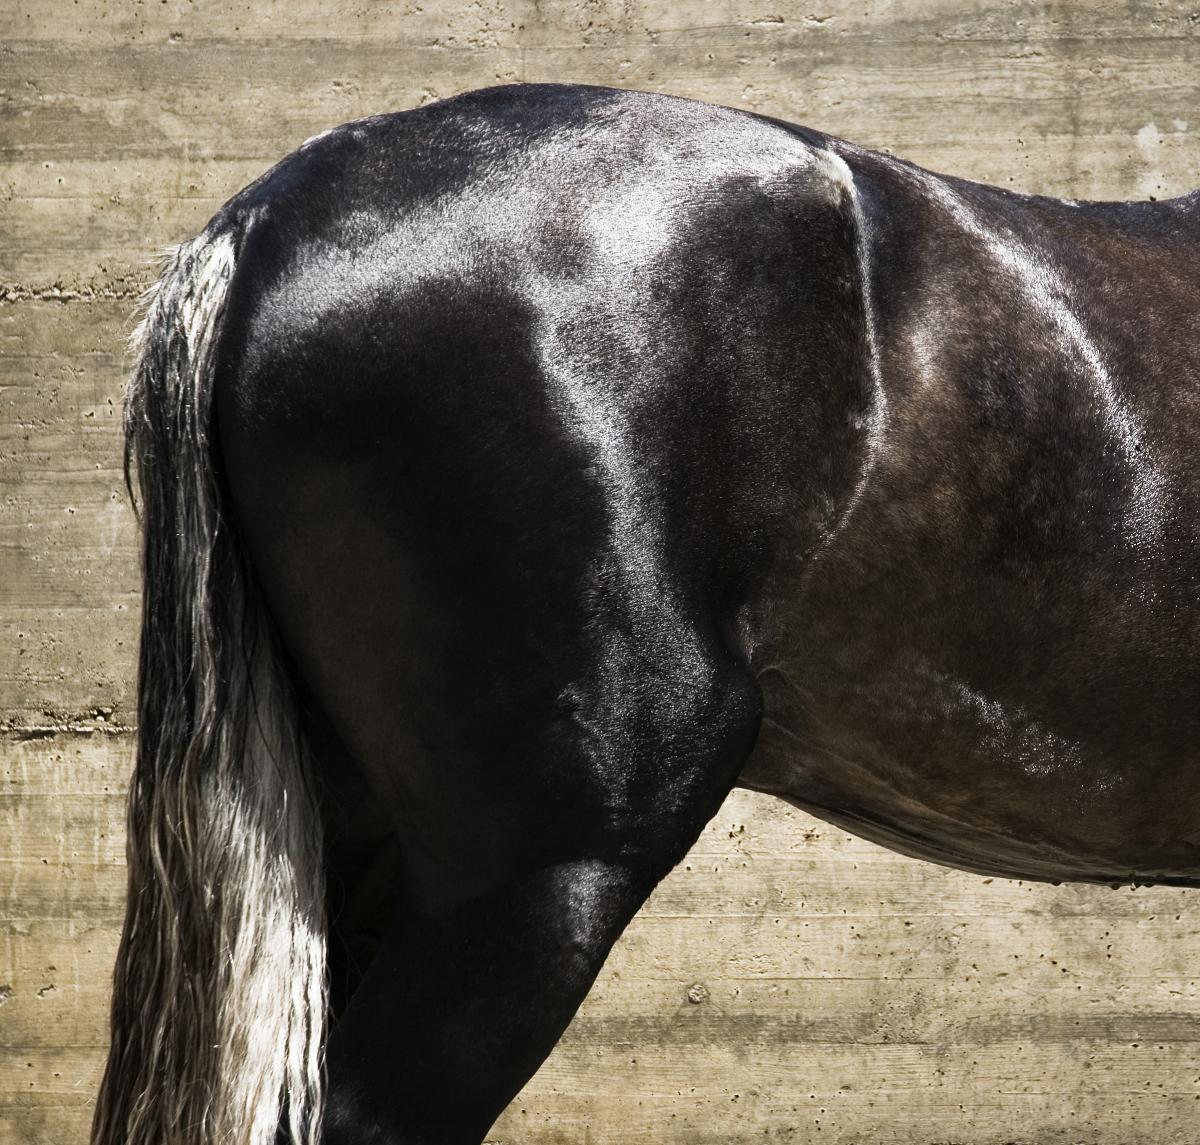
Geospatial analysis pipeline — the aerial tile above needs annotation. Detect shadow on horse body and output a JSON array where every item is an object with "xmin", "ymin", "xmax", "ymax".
[{"xmin": 95, "ymin": 84, "xmax": 1200, "ymax": 1145}]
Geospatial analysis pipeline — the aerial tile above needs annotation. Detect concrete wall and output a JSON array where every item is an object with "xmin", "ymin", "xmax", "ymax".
[{"xmin": 3, "ymin": 2, "xmax": 1198, "ymax": 1142}]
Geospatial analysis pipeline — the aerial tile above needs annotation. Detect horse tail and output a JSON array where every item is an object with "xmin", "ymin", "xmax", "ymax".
[{"xmin": 92, "ymin": 222, "xmax": 327, "ymax": 1145}]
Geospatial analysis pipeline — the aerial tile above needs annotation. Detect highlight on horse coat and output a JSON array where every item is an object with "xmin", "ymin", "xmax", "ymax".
[{"xmin": 97, "ymin": 83, "xmax": 1200, "ymax": 1144}]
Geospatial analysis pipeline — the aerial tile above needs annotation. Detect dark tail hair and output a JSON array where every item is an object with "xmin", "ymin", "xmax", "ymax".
[{"xmin": 92, "ymin": 226, "xmax": 327, "ymax": 1145}]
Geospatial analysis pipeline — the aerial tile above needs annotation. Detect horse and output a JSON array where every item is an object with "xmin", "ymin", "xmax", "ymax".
[{"xmin": 92, "ymin": 82, "xmax": 1200, "ymax": 1145}]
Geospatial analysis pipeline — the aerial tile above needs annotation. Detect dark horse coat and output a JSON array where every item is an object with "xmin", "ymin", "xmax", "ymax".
[{"xmin": 94, "ymin": 84, "xmax": 1200, "ymax": 1145}]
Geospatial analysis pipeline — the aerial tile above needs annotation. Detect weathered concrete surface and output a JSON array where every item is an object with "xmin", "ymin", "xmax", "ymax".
[{"xmin": 2, "ymin": 2, "xmax": 1198, "ymax": 1142}]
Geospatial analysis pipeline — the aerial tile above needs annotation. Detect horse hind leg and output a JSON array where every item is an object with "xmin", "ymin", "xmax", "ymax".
[
  {"xmin": 318, "ymin": 647, "xmax": 762, "ymax": 1145},
  {"xmin": 215, "ymin": 364, "xmax": 764, "ymax": 1139}
]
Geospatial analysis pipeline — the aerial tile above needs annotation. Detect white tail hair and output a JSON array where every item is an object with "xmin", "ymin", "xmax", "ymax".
[{"xmin": 93, "ymin": 226, "xmax": 327, "ymax": 1145}]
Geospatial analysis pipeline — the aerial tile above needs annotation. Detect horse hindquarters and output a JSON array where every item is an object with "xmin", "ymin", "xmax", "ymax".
[
  {"xmin": 220, "ymin": 366, "xmax": 765, "ymax": 1142},
  {"xmin": 218, "ymin": 290, "xmax": 766, "ymax": 1140},
  {"xmin": 213, "ymin": 228, "xmax": 778, "ymax": 1145},
  {"xmin": 211, "ymin": 85, "xmax": 873, "ymax": 1141}
]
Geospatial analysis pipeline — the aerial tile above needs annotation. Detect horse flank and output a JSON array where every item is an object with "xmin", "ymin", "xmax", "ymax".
[{"xmin": 92, "ymin": 226, "xmax": 327, "ymax": 1145}]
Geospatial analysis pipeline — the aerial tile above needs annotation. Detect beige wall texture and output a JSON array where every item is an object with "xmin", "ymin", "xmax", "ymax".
[{"xmin": 3, "ymin": 2, "xmax": 1199, "ymax": 1143}]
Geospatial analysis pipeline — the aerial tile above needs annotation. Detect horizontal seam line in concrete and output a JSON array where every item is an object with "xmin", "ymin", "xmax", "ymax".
[
  {"xmin": 2, "ymin": 725, "xmax": 134, "ymax": 739},
  {"xmin": 1, "ymin": 285, "xmax": 145, "ymax": 303}
]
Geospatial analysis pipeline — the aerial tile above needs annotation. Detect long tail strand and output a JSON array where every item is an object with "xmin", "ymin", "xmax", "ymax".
[{"xmin": 92, "ymin": 227, "xmax": 327, "ymax": 1145}]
